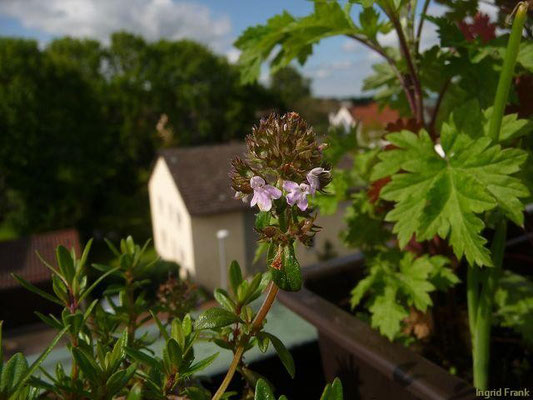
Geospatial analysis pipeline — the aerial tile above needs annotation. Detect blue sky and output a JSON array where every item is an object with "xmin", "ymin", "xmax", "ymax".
[{"xmin": 0, "ymin": 0, "xmax": 469, "ymax": 97}]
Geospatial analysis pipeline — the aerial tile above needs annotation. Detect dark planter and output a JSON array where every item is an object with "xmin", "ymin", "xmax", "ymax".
[{"xmin": 278, "ymin": 253, "xmax": 477, "ymax": 400}]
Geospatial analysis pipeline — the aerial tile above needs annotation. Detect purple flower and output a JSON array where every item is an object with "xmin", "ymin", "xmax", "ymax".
[
  {"xmin": 250, "ymin": 176, "xmax": 282, "ymax": 212},
  {"xmin": 283, "ymin": 181, "xmax": 310, "ymax": 211},
  {"xmin": 306, "ymin": 167, "xmax": 330, "ymax": 194}
]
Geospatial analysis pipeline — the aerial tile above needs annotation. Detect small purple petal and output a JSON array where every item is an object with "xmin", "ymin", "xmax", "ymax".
[
  {"xmin": 296, "ymin": 196, "xmax": 308, "ymax": 211},
  {"xmin": 256, "ymin": 192, "xmax": 273, "ymax": 211},
  {"xmin": 264, "ymin": 185, "xmax": 282, "ymax": 199},
  {"xmin": 250, "ymin": 192, "xmax": 259, "ymax": 207},
  {"xmin": 286, "ymin": 191, "xmax": 299, "ymax": 206},
  {"xmin": 250, "ymin": 176, "xmax": 266, "ymax": 189},
  {"xmin": 283, "ymin": 180, "xmax": 299, "ymax": 192}
]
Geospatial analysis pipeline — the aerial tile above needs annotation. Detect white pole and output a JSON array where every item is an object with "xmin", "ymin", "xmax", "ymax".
[{"xmin": 216, "ymin": 229, "xmax": 229, "ymax": 290}]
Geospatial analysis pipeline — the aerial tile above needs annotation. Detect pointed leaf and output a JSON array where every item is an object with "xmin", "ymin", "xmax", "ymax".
[
  {"xmin": 195, "ymin": 308, "xmax": 242, "ymax": 330},
  {"xmin": 271, "ymin": 244, "xmax": 302, "ymax": 291}
]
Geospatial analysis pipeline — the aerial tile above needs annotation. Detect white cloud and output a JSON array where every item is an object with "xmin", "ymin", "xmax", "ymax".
[
  {"xmin": 226, "ymin": 47, "xmax": 241, "ymax": 63},
  {"xmin": 0, "ymin": 0, "xmax": 232, "ymax": 50}
]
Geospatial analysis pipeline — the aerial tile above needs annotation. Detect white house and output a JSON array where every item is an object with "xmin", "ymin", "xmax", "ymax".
[{"xmin": 148, "ymin": 142, "xmax": 351, "ymax": 291}]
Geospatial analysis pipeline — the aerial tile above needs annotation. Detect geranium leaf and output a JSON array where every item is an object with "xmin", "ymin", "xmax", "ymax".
[{"xmin": 376, "ymin": 128, "xmax": 528, "ymax": 266}]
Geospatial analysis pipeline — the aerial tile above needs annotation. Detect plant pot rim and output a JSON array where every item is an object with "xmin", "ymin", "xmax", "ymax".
[{"xmin": 278, "ymin": 253, "xmax": 477, "ymax": 400}]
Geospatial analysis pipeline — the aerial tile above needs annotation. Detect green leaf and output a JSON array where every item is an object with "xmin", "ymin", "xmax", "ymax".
[
  {"xmin": 350, "ymin": 274, "xmax": 377, "ymax": 309},
  {"xmin": 125, "ymin": 347, "xmax": 162, "ymax": 371},
  {"xmin": 261, "ymin": 332, "xmax": 295, "ymax": 378},
  {"xmin": 150, "ymin": 310, "xmax": 170, "ymax": 341},
  {"xmin": 79, "ymin": 266, "xmax": 120, "ymax": 302},
  {"xmin": 270, "ymin": 244, "xmax": 302, "ymax": 292},
  {"xmin": 106, "ymin": 364, "xmax": 136, "ymax": 396},
  {"xmin": 167, "ymin": 338, "xmax": 182, "ymax": 367},
  {"xmin": 358, "ymin": 7, "xmax": 390, "ymax": 41},
  {"xmin": 229, "ymin": 260, "xmax": 243, "ymax": 295},
  {"xmin": 78, "ymin": 238, "xmax": 93, "ymax": 270},
  {"xmin": 254, "ymin": 379, "xmax": 275, "ymax": 400},
  {"xmin": 11, "ymin": 274, "xmax": 63, "ymax": 306},
  {"xmin": 483, "ymin": 108, "xmax": 533, "ymax": 142},
  {"xmin": 494, "ymin": 271, "xmax": 533, "ymax": 346},
  {"xmin": 428, "ymin": 256, "xmax": 460, "ymax": 291},
  {"xmin": 320, "ymin": 378, "xmax": 344, "ymax": 400},
  {"xmin": 72, "ymin": 348, "xmax": 100, "ymax": 382},
  {"xmin": 396, "ymin": 253, "xmax": 436, "ymax": 311},
  {"xmin": 376, "ymin": 129, "xmax": 528, "ymax": 266},
  {"xmin": 183, "ymin": 352, "xmax": 219, "ymax": 377},
  {"xmin": 56, "ymin": 245, "xmax": 75, "ymax": 284},
  {"xmin": 235, "ymin": 2, "xmax": 358, "ymax": 83},
  {"xmin": 214, "ymin": 289, "xmax": 236, "ymax": 312},
  {"xmin": 369, "ymin": 286, "xmax": 409, "ymax": 341},
  {"xmin": 0, "ymin": 353, "xmax": 27, "ymax": 394},
  {"xmin": 195, "ymin": 308, "xmax": 241, "ymax": 330},
  {"xmin": 255, "ymin": 211, "xmax": 271, "ymax": 230},
  {"xmin": 126, "ymin": 382, "xmax": 143, "ymax": 400}
]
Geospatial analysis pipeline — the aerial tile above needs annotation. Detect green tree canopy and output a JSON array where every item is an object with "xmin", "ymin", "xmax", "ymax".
[{"xmin": 0, "ymin": 33, "xmax": 282, "ymax": 236}]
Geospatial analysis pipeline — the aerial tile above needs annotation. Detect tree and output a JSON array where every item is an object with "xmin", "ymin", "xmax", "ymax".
[
  {"xmin": 0, "ymin": 33, "xmax": 282, "ymax": 237},
  {"xmin": 270, "ymin": 66, "xmax": 311, "ymax": 109}
]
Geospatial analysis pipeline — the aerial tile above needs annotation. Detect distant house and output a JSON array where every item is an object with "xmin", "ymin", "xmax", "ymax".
[
  {"xmin": 0, "ymin": 229, "xmax": 80, "ymax": 329},
  {"xmin": 329, "ymin": 102, "xmax": 399, "ymax": 131},
  {"xmin": 148, "ymin": 143, "xmax": 350, "ymax": 291}
]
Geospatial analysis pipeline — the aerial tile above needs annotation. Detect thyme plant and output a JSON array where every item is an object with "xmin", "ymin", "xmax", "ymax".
[{"xmin": 2, "ymin": 114, "xmax": 342, "ymax": 399}]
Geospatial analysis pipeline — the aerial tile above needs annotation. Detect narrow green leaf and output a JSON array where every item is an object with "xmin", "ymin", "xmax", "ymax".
[
  {"xmin": 150, "ymin": 310, "xmax": 170, "ymax": 341},
  {"xmin": 320, "ymin": 378, "xmax": 343, "ymax": 400},
  {"xmin": 255, "ymin": 211, "xmax": 271, "ymax": 230},
  {"xmin": 72, "ymin": 348, "xmax": 100, "ymax": 382},
  {"xmin": 182, "ymin": 352, "xmax": 219, "ymax": 377},
  {"xmin": 11, "ymin": 274, "xmax": 63, "ymax": 306},
  {"xmin": 78, "ymin": 238, "xmax": 93, "ymax": 270},
  {"xmin": 214, "ymin": 289, "xmax": 236, "ymax": 312},
  {"xmin": 262, "ymin": 332, "xmax": 295, "ymax": 378},
  {"xmin": 254, "ymin": 379, "xmax": 275, "ymax": 400},
  {"xmin": 195, "ymin": 308, "xmax": 242, "ymax": 330},
  {"xmin": 10, "ymin": 327, "xmax": 68, "ymax": 395},
  {"xmin": 229, "ymin": 260, "xmax": 243, "ymax": 295},
  {"xmin": 271, "ymin": 244, "xmax": 302, "ymax": 291},
  {"xmin": 126, "ymin": 382, "xmax": 143, "ymax": 400},
  {"xmin": 1, "ymin": 353, "xmax": 27, "ymax": 394},
  {"xmin": 125, "ymin": 347, "xmax": 161, "ymax": 371},
  {"xmin": 79, "ymin": 266, "xmax": 121, "ymax": 303},
  {"xmin": 104, "ymin": 238, "xmax": 121, "ymax": 257},
  {"xmin": 56, "ymin": 245, "xmax": 75, "ymax": 284}
]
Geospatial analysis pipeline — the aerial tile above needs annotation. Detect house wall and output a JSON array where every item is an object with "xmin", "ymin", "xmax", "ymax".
[
  {"xmin": 148, "ymin": 158, "xmax": 195, "ymax": 277},
  {"xmin": 190, "ymin": 211, "xmax": 248, "ymax": 292}
]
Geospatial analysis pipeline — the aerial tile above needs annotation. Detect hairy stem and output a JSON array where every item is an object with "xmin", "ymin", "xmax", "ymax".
[
  {"xmin": 473, "ymin": 220, "xmax": 507, "ymax": 389},
  {"xmin": 416, "ymin": 0, "xmax": 431, "ymax": 53},
  {"xmin": 488, "ymin": 2, "xmax": 528, "ymax": 141},
  {"xmin": 347, "ymin": 34, "xmax": 418, "ymax": 118},
  {"xmin": 466, "ymin": 266, "xmax": 479, "ymax": 337},
  {"xmin": 390, "ymin": 13, "xmax": 424, "ymax": 124},
  {"xmin": 470, "ymin": 3, "xmax": 527, "ymax": 389},
  {"xmin": 429, "ymin": 77, "xmax": 451, "ymax": 136},
  {"xmin": 212, "ymin": 282, "xmax": 279, "ymax": 400}
]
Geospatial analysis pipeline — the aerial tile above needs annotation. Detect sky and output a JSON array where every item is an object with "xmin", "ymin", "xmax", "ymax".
[{"xmin": 0, "ymin": 0, "xmax": 498, "ymax": 97}]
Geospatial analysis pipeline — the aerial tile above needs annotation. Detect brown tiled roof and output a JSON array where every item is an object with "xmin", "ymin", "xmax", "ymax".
[
  {"xmin": 159, "ymin": 143, "xmax": 248, "ymax": 216},
  {"xmin": 0, "ymin": 229, "xmax": 80, "ymax": 290},
  {"xmin": 349, "ymin": 103, "xmax": 399, "ymax": 127}
]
